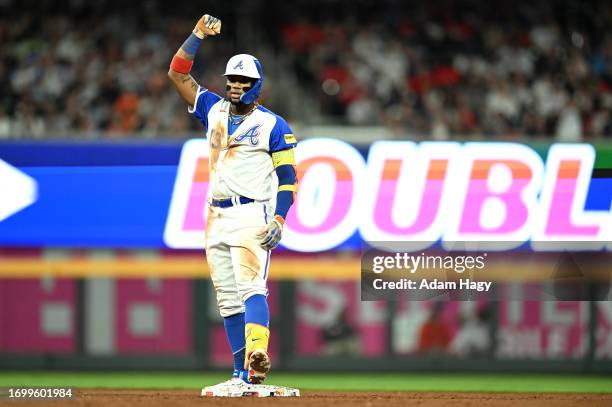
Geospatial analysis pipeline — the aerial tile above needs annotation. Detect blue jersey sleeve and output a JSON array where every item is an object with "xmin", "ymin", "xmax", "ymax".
[
  {"xmin": 188, "ymin": 86, "xmax": 222, "ymax": 128},
  {"xmin": 269, "ymin": 116, "xmax": 298, "ymax": 152}
]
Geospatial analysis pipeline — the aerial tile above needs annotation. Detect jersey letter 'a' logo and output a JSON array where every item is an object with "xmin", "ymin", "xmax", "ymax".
[
  {"xmin": 233, "ymin": 60, "xmax": 244, "ymax": 70},
  {"xmin": 234, "ymin": 124, "xmax": 261, "ymax": 145}
]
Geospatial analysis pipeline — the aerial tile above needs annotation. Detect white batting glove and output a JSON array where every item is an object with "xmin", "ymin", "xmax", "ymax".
[
  {"xmin": 257, "ymin": 215, "xmax": 285, "ymax": 250},
  {"xmin": 194, "ymin": 14, "xmax": 222, "ymax": 39}
]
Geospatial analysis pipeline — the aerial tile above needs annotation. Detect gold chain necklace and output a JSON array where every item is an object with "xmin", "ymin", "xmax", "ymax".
[{"xmin": 229, "ymin": 103, "xmax": 259, "ymax": 126}]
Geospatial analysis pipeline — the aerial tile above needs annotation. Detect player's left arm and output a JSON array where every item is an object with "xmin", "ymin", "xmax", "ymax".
[
  {"xmin": 272, "ymin": 148, "xmax": 298, "ymax": 220},
  {"xmin": 258, "ymin": 126, "xmax": 298, "ymax": 250}
]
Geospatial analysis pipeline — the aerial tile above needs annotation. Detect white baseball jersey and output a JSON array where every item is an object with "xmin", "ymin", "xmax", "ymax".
[{"xmin": 189, "ymin": 86, "xmax": 297, "ymax": 201}]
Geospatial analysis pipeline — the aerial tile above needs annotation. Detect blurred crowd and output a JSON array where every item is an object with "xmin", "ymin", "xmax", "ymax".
[
  {"xmin": 277, "ymin": 0, "xmax": 612, "ymax": 140},
  {"xmin": 1, "ymin": 0, "xmax": 611, "ymax": 140}
]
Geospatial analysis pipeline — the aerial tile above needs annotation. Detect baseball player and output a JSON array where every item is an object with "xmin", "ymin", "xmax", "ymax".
[{"xmin": 167, "ymin": 15, "xmax": 298, "ymax": 386}]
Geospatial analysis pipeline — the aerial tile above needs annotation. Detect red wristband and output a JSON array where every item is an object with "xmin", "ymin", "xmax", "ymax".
[{"xmin": 170, "ymin": 55, "xmax": 194, "ymax": 74}]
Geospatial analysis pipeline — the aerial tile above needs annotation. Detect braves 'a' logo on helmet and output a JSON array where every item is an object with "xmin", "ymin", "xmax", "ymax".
[
  {"xmin": 234, "ymin": 124, "xmax": 261, "ymax": 145},
  {"xmin": 233, "ymin": 60, "xmax": 244, "ymax": 70}
]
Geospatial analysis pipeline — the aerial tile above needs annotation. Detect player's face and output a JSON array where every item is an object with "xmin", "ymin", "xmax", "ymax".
[{"xmin": 226, "ymin": 75, "xmax": 254, "ymax": 104}]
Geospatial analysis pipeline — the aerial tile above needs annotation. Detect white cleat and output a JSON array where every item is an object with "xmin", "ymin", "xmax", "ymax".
[{"xmin": 200, "ymin": 377, "xmax": 299, "ymax": 397}]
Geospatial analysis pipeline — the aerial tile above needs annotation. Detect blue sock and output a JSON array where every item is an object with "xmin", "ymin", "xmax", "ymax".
[
  {"xmin": 245, "ymin": 294, "xmax": 269, "ymax": 327},
  {"xmin": 223, "ymin": 313, "xmax": 246, "ymax": 372}
]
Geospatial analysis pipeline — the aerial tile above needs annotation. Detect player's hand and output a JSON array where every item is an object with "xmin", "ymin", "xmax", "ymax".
[
  {"xmin": 257, "ymin": 215, "xmax": 284, "ymax": 250},
  {"xmin": 194, "ymin": 14, "xmax": 222, "ymax": 38}
]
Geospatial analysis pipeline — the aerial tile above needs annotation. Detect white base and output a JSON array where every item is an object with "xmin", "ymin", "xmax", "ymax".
[{"xmin": 201, "ymin": 383, "xmax": 300, "ymax": 397}]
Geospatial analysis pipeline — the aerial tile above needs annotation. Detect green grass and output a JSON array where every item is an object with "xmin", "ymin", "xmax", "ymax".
[{"xmin": 0, "ymin": 372, "xmax": 610, "ymax": 393}]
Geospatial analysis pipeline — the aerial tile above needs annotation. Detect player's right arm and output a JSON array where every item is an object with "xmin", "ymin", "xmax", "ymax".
[{"xmin": 167, "ymin": 14, "xmax": 221, "ymax": 106}]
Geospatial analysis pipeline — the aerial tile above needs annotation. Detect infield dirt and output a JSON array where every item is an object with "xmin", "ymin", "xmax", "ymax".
[{"xmin": 1, "ymin": 390, "xmax": 612, "ymax": 406}]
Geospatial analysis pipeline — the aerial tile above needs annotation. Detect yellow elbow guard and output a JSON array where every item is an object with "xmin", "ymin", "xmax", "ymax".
[{"xmin": 271, "ymin": 148, "xmax": 295, "ymax": 168}]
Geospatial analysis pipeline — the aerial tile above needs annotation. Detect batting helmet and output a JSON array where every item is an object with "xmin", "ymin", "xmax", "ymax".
[{"xmin": 223, "ymin": 54, "xmax": 263, "ymax": 105}]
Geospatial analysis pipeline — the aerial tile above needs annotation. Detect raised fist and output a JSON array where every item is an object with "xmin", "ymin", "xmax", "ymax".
[{"xmin": 194, "ymin": 14, "xmax": 221, "ymax": 38}]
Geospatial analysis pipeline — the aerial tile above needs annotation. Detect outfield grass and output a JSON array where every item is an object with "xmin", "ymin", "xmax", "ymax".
[{"xmin": 0, "ymin": 372, "xmax": 610, "ymax": 393}]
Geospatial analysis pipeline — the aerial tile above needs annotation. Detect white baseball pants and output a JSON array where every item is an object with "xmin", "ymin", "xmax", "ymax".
[{"xmin": 205, "ymin": 202, "xmax": 272, "ymax": 317}]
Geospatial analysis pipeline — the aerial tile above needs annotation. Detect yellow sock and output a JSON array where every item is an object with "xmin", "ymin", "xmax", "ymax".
[{"xmin": 244, "ymin": 323, "xmax": 270, "ymax": 368}]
